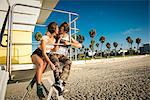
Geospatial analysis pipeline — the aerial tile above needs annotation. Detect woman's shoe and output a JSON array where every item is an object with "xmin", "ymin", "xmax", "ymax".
[
  {"xmin": 37, "ymin": 83, "xmax": 45, "ymax": 99},
  {"xmin": 26, "ymin": 76, "xmax": 36, "ymax": 91}
]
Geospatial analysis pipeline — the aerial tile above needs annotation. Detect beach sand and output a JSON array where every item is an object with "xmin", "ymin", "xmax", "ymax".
[{"xmin": 5, "ymin": 55, "xmax": 150, "ymax": 100}]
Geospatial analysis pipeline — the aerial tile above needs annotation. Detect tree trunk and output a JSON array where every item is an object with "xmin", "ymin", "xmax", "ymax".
[
  {"xmin": 137, "ymin": 44, "xmax": 139, "ymax": 50},
  {"xmin": 115, "ymin": 47, "xmax": 117, "ymax": 56},
  {"xmin": 108, "ymin": 48, "xmax": 110, "ymax": 58},
  {"xmin": 91, "ymin": 38, "xmax": 93, "ymax": 59},
  {"xmin": 137, "ymin": 44, "xmax": 139, "ymax": 55},
  {"xmin": 131, "ymin": 43, "xmax": 133, "ymax": 55},
  {"xmin": 100, "ymin": 43, "xmax": 103, "ymax": 58}
]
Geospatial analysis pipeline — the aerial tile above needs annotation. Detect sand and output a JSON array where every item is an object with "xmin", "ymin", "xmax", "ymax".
[{"xmin": 5, "ymin": 55, "xmax": 150, "ymax": 100}]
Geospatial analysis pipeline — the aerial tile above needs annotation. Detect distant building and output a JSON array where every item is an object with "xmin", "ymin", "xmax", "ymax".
[{"xmin": 139, "ymin": 44, "xmax": 150, "ymax": 54}]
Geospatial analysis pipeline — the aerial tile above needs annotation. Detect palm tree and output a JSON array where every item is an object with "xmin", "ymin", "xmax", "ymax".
[
  {"xmin": 96, "ymin": 43, "xmax": 99, "ymax": 48},
  {"xmin": 126, "ymin": 36, "xmax": 134, "ymax": 55},
  {"xmin": 99, "ymin": 36, "xmax": 105, "ymax": 57},
  {"xmin": 84, "ymin": 48, "xmax": 89, "ymax": 59},
  {"xmin": 106, "ymin": 42, "xmax": 111, "ymax": 57},
  {"xmin": 89, "ymin": 29, "xmax": 96, "ymax": 38},
  {"xmin": 106, "ymin": 43, "xmax": 111, "ymax": 49},
  {"xmin": 81, "ymin": 45, "xmax": 85, "ymax": 52},
  {"xmin": 95, "ymin": 43, "xmax": 99, "ymax": 56},
  {"xmin": 85, "ymin": 48, "xmax": 89, "ymax": 54},
  {"xmin": 35, "ymin": 32, "xmax": 42, "ymax": 41},
  {"xmin": 91, "ymin": 40, "xmax": 95, "ymax": 46},
  {"xmin": 130, "ymin": 39, "xmax": 133, "ymax": 49},
  {"xmin": 126, "ymin": 36, "xmax": 133, "ymax": 49},
  {"xmin": 77, "ymin": 34, "xmax": 85, "ymax": 43},
  {"xmin": 89, "ymin": 29, "xmax": 96, "ymax": 58},
  {"xmin": 89, "ymin": 44, "xmax": 92, "ymax": 50},
  {"xmin": 96, "ymin": 43, "xmax": 99, "ymax": 51},
  {"xmin": 113, "ymin": 42, "xmax": 118, "ymax": 50},
  {"xmin": 76, "ymin": 34, "xmax": 85, "ymax": 60},
  {"xmin": 136, "ymin": 38, "xmax": 141, "ymax": 50},
  {"xmin": 72, "ymin": 47, "xmax": 75, "ymax": 59},
  {"xmin": 113, "ymin": 42, "xmax": 118, "ymax": 56}
]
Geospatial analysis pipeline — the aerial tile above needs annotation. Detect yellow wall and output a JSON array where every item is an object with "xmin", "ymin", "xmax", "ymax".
[{"xmin": 0, "ymin": 30, "xmax": 32, "ymax": 64}]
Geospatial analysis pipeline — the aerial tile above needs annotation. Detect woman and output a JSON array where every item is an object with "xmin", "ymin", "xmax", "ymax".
[{"xmin": 31, "ymin": 22, "xmax": 58, "ymax": 98}]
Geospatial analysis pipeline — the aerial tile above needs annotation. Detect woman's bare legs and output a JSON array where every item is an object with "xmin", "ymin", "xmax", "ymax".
[
  {"xmin": 31, "ymin": 54, "xmax": 47, "ymax": 98},
  {"xmin": 31, "ymin": 54, "xmax": 47, "ymax": 84}
]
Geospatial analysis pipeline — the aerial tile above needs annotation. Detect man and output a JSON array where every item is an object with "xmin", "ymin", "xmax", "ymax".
[{"xmin": 49, "ymin": 22, "xmax": 82, "ymax": 95}]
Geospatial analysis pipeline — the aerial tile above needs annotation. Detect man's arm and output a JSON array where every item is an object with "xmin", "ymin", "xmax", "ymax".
[{"xmin": 64, "ymin": 37, "xmax": 82, "ymax": 48}]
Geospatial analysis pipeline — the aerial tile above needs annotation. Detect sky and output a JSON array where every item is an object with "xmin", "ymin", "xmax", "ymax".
[{"xmin": 34, "ymin": 0, "xmax": 150, "ymax": 50}]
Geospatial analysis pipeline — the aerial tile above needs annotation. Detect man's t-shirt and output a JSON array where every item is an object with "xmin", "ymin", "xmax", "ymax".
[{"xmin": 55, "ymin": 34, "xmax": 70, "ymax": 56}]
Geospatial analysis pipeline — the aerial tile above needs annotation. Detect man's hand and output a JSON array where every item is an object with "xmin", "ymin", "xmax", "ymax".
[
  {"xmin": 64, "ymin": 41, "xmax": 71, "ymax": 46},
  {"xmin": 59, "ymin": 34, "xmax": 63, "ymax": 39},
  {"xmin": 59, "ymin": 34, "xmax": 63, "ymax": 40}
]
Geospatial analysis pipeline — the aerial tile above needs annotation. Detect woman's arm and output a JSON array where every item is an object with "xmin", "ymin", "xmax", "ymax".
[
  {"xmin": 41, "ymin": 39, "xmax": 55, "ymax": 70},
  {"xmin": 51, "ymin": 35, "xmax": 63, "ymax": 52}
]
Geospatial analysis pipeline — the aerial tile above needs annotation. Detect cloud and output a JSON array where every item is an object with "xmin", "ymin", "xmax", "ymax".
[{"xmin": 122, "ymin": 28, "xmax": 143, "ymax": 34}]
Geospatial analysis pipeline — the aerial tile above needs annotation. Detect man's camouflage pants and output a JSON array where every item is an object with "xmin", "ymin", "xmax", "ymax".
[{"xmin": 48, "ymin": 54, "xmax": 72, "ymax": 85}]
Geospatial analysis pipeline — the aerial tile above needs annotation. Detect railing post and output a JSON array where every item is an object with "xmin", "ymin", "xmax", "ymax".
[
  {"xmin": 6, "ymin": 7, "xmax": 11, "ymax": 72},
  {"xmin": 74, "ymin": 21, "xmax": 77, "ymax": 61},
  {"xmin": 69, "ymin": 13, "xmax": 72, "ymax": 60},
  {"xmin": 9, "ymin": 7, "xmax": 13, "ymax": 76}
]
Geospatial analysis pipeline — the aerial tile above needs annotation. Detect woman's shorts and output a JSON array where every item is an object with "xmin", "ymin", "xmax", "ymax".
[
  {"xmin": 31, "ymin": 48, "xmax": 50, "ymax": 59},
  {"xmin": 31, "ymin": 48, "xmax": 43, "ymax": 58}
]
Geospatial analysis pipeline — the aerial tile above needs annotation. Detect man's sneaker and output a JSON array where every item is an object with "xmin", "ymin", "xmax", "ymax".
[
  {"xmin": 53, "ymin": 80, "xmax": 64, "ymax": 96},
  {"xmin": 37, "ymin": 84, "xmax": 45, "ymax": 99},
  {"xmin": 62, "ymin": 81, "xmax": 66, "ymax": 87},
  {"xmin": 63, "ymin": 89, "xmax": 69, "ymax": 93}
]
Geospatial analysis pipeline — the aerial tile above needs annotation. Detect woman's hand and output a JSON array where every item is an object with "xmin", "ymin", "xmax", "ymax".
[
  {"xmin": 49, "ymin": 62, "xmax": 56, "ymax": 71},
  {"xmin": 58, "ymin": 34, "xmax": 63, "ymax": 43}
]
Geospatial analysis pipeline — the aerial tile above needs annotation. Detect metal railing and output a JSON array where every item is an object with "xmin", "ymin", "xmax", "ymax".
[{"xmin": 6, "ymin": 3, "xmax": 79, "ymax": 75}]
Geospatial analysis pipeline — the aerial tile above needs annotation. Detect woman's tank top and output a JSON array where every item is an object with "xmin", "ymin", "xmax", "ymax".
[{"xmin": 39, "ymin": 35, "xmax": 55, "ymax": 53}]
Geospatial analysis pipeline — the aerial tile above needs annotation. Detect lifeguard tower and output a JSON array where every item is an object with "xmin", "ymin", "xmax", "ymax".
[{"xmin": 0, "ymin": 0, "xmax": 79, "ymax": 99}]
